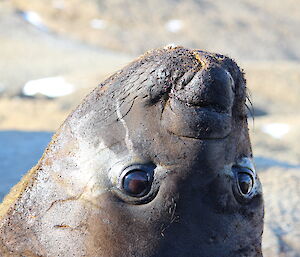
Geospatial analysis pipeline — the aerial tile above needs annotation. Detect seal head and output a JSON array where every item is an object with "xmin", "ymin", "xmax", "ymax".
[{"xmin": 0, "ymin": 47, "xmax": 263, "ymax": 257}]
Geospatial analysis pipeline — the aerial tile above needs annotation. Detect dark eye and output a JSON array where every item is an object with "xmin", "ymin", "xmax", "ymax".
[
  {"xmin": 237, "ymin": 172, "xmax": 253, "ymax": 195},
  {"xmin": 122, "ymin": 170, "xmax": 151, "ymax": 197},
  {"xmin": 232, "ymin": 165, "xmax": 256, "ymax": 201}
]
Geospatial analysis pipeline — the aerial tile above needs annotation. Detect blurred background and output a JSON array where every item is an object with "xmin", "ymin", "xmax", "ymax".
[{"xmin": 0, "ymin": 0, "xmax": 299, "ymax": 256}]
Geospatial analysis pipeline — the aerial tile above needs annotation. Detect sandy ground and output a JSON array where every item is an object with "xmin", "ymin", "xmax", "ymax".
[
  {"xmin": 0, "ymin": 1, "xmax": 300, "ymax": 256},
  {"xmin": 8, "ymin": 0, "xmax": 300, "ymax": 61}
]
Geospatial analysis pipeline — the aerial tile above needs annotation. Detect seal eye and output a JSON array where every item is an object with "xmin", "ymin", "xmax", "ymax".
[
  {"xmin": 237, "ymin": 172, "xmax": 253, "ymax": 195},
  {"xmin": 115, "ymin": 163, "xmax": 156, "ymax": 203},
  {"xmin": 232, "ymin": 165, "xmax": 256, "ymax": 202},
  {"xmin": 122, "ymin": 170, "xmax": 151, "ymax": 197}
]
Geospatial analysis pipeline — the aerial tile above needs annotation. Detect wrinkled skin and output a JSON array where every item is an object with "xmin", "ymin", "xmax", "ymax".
[{"xmin": 0, "ymin": 47, "xmax": 264, "ymax": 257}]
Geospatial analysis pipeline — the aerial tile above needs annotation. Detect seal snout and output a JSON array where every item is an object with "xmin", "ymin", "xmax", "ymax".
[
  {"xmin": 173, "ymin": 65, "xmax": 235, "ymax": 113},
  {"xmin": 162, "ymin": 62, "xmax": 235, "ymax": 140}
]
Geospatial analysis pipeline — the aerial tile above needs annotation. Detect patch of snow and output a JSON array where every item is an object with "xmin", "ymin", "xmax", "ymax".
[
  {"xmin": 90, "ymin": 19, "xmax": 107, "ymax": 30},
  {"xmin": 165, "ymin": 19, "xmax": 183, "ymax": 33},
  {"xmin": 22, "ymin": 77, "xmax": 75, "ymax": 98},
  {"xmin": 261, "ymin": 123, "xmax": 290, "ymax": 139},
  {"xmin": 18, "ymin": 11, "xmax": 48, "ymax": 32}
]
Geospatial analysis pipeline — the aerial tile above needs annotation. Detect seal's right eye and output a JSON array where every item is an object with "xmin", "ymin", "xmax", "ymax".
[
  {"xmin": 123, "ymin": 170, "xmax": 151, "ymax": 197},
  {"xmin": 232, "ymin": 163, "xmax": 258, "ymax": 203}
]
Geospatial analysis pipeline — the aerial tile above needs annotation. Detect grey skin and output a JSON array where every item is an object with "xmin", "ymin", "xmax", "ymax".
[{"xmin": 0, "ymin": 46, "xmax": 263, "ymax": 257}]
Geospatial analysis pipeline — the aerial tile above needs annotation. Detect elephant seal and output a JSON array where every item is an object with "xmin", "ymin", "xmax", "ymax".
[{"xmin": 0, "ymin": 46, "xmax": 264, "ymax": 257}]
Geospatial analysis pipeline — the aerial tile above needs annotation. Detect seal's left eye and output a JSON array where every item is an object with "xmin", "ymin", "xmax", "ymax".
[{"xmin": 123, "ymin": 170, "xmax": 151, "ymax": 197}]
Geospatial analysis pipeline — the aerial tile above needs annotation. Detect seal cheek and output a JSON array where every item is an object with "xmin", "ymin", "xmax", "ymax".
[{"xmin": 161, "ymin": 99, "xmax": 232, "ymax": 139}]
